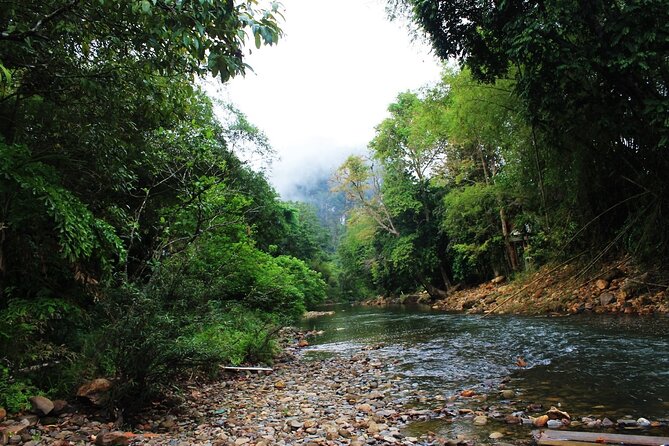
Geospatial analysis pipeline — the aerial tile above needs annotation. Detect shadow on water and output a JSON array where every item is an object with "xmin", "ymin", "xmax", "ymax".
[{"xmin": 300, "ymin": 304, "xmax": 669, "ymax": 439}]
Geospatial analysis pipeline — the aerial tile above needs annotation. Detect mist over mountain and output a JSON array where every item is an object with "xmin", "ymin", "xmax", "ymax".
[{"xmin": 275, "ymin": 160, "xmax": 352, "ymax": 250}]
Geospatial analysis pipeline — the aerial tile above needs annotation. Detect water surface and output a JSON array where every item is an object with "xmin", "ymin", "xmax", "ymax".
[{"xmin": 300, "ymin": 305, "xmax": 669, "ymax": 428}]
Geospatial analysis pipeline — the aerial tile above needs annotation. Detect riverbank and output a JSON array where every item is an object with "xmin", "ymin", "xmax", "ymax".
[
  {"xmin": 0, "ymin": 343, "xmax": 509, "ymax": 446},
  {"xmin": 3, "ymin": 325, "xmax": 668, "ymax": 445},
  {"xmin": 365, "ymin": 258, "xmax": 669, "ymax": 316}
]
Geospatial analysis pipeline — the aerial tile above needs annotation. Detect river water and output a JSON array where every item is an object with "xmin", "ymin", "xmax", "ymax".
[{"xmin": 300, "ymin": 304, "xmax": 669, "ymax": 437}]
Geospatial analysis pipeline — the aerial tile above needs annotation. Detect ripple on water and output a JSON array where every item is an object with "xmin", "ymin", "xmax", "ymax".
[{"xmin": 301, "ymin": 305, "xmax": 669, "ymax": 420}]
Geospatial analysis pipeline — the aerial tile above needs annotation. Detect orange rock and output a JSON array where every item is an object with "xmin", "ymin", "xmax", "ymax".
[
  {"xmin": 460, "ymin": 389, "xmax": 476, "ymax": 398},
  {"xmin": 95, "ymin": 431, "xmax": 131, "ymax": 446},
  {"xmin": 533, "ymin": 415, "xmax": 549, "ymax": 427},
  {"xmin": 297, "ymin": 339, "xmax": 309, "ymax": 347},
  {"xmin": 595, "ymin": 279, "xmax": 609, "ymax": 290},
  {"xmin": 0, "ymin": 407, "xmax": 6, "ymax": 420},
  {"xmin": 274, "ymin": 380, "xmax": 286, "ymax": 390}
]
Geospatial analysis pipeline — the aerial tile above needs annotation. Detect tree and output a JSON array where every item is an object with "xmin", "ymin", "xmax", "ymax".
[
  {"xmin": 333, "ymin": 91, "xmax": 453, "ymax": 298},
  {"xmin": 392, "ymin": 0, "xmax": 669, "ymax": 260}
]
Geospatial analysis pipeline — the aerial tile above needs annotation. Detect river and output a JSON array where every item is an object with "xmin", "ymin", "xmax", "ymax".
[{"xmin": 300, "ymin": 304, "xmax": 669, "ymax": 438}]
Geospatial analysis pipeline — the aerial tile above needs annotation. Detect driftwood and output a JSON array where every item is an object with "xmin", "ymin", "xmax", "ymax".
[
  {"xmin": 219, "ymin": 366, "xmax": 273, "ymax": 372},
  {"xmin": 533, "ymin": 429, "xmax": 669, "ymax": 446}
]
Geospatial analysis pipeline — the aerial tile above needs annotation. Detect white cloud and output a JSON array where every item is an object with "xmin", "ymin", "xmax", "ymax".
[{"xmin": 211, "ymin": 0, "xmax": 443, "ymax": 197}]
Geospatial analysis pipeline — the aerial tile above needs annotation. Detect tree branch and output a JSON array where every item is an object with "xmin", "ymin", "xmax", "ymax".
[{"xmin": 1, "ymin": 0, "xmax": 80, "ymax": 42}]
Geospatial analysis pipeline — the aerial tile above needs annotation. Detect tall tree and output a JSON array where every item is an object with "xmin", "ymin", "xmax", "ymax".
[{"xmin": 391, "ymin": 0, "xmax": 669, "ymax": 260}]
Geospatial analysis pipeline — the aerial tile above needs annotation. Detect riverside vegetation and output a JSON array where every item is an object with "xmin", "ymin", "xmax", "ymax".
[{"xmin": 1, "ymin": 0, "xmax": 669, "ymax": 445}]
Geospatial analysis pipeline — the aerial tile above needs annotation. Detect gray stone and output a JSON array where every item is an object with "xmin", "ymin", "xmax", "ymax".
[
  {"xmin": 547, "ymin": 419, "xmax": 562, "ymax": 428},
  {"xmin": 600, "ymin": 293, "xmax": 616, "ymax": 306},
  {"xmin": 29, "ymin": 395, "xmax": 54, "ymax": 416}
]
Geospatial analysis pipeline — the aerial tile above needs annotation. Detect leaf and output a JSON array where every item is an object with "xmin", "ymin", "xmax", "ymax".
[{"xmin": 0, "ymin": 63, "xmax": 11, "ymax": 85}]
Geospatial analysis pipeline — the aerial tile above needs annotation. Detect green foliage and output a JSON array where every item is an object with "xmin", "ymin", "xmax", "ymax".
[
  {"xmin": 0, "ymin": 298, "xmax": 80, "ymax": 367},
  {"xmin": 442, "ymin": 184, "xmax": 504, "ymax": 282},
  {"xmin": 0, "ymin": 367, "xmax": 37, "ymax": 413},
  {"xmin": 0, "ymin": 0, "xmax": 335, "ymax": 415},
  {"xmin": 0, "ymin": 142, "xmax": 125, "ymax": 285},
  {"xmin": 397, "ymin": 0, "xmax": 669, "ymax": 261},
  {"xmin": 336, "ymin": 212, "xmax": 377, "ymax": 300},
  {"xmin": 0, "ymin": 1, "xmax": 283, "ymax": 82},
  {"xmin": 190, "ymin": 303, "xmax": 280, "ymax": 367},
  {"xmin": 274, "ymin": 255, "xmax": 327, "ymax": 309}
]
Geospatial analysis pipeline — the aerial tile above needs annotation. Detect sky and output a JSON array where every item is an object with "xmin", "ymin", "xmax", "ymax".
[{"xmin": 210, "ymin": 0, "xmax": 443, "ymax": 199}]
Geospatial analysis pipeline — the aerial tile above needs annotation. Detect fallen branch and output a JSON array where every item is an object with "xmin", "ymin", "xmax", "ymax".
[{"xmin": 219, "ymin": 366, "xmax": 273, "ymax": 372}]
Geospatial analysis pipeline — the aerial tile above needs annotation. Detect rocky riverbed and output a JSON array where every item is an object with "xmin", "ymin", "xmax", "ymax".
[
  {"xmin": 3, "ymin": 334, "xmax": 669, "ymax": 446},
  {"xmin": 1, "ymin": 346, "xmax": 441, "ymax": 446}
]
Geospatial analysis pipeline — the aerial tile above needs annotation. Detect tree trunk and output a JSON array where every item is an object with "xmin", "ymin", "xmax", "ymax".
[
  {"xmin": 499, "ymin": 207, "xmax": 519, "ymax": 271},
  {"xmin": 423, "ymin": 281, "xmax": 448, "ymax": 300}
]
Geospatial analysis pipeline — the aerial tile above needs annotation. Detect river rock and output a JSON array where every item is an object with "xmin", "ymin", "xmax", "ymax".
[
  {"xmin": 29, "ymin": 395, "xmax": 54, "ymax": 416},
  {"xmin": 51, "ymin": 399, "xmax": 70, "ymax": 415},
  {"xmin": 0, "ymin": 407, "xmax": 6, "ymax": 420},
  {"xmin": 600, "ymin": 293, "xmax": 616, "ymax": 306},
  {"xmin": 547, "ymin": 406, "xmax": 570, "ymax": 421},
  {"xmin": 1, "ymin": 422, "xmax": 29, "ymax": 442},
  {"xmin": 473, "ymin": 416, "xmax": 488, "ymax": 425},
  {"xmin": 596, "ymin": 279, "xmax": 609, "ymax": 290},
  {"xmin": 20, "ymin": 414, "xmax": 39, "ymax": 426},
  {"xmin": 489, "ymin": 432, "xmax": 504, "ymax": 439},
  {"xmin": 533, "ymin": 415, "xmax": 549, "ymax": 427},
  {"xmin": 77, "ymin": 378, "xmax": 112, "ymax": 406},
  {"xmin": 356, "ymin": 403, "xmax": 373, "ymax": 413},
  {"xmin": 636, "ymin": 418, "xmax": 651, "ymax": 427},
  {"xmin": 94, "ymin": 431, "xmax": 131, "ymax": 446},
  {"xmin": 505, "ymin": 415, "xmax": 521, "ymax": 424},
  {"xmin": 500, "ymin": 389, "xmax": 516, "ymax": 399},
  {"xmin": 618, "ymin": 419, "xmax": 638, "ymax": 428},
  {"xmin": 602, "ymin": 418, "xmax": 615, "ymax": 427},
  {"xmin": 547, "ymin": 419, "xmax": 563, "ymax": 429}
]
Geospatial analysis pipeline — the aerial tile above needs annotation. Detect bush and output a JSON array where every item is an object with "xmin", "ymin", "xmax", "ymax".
[
  {"xmin": 0, "ymin": 367, "xmax": 38, "ymax": 413},
  {"xmin": 189, "ymin": 303, "xmax": 280, "ymax": 366}
]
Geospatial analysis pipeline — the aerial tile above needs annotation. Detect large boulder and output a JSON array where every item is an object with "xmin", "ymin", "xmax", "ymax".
[{"xmin": 77, "ymin": 378, "xmax": 112, "ymax": 406}]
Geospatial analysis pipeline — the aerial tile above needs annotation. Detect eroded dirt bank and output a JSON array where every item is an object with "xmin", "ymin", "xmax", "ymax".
[{"xmin": 366, "ymin": 259, "xmax": 669, "ymax": 316}]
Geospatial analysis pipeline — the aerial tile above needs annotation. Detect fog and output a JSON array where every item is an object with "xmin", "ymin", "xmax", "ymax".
[{"xmin": 212, "ymin": 0, "xmax": 443, "ymax": 199}]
